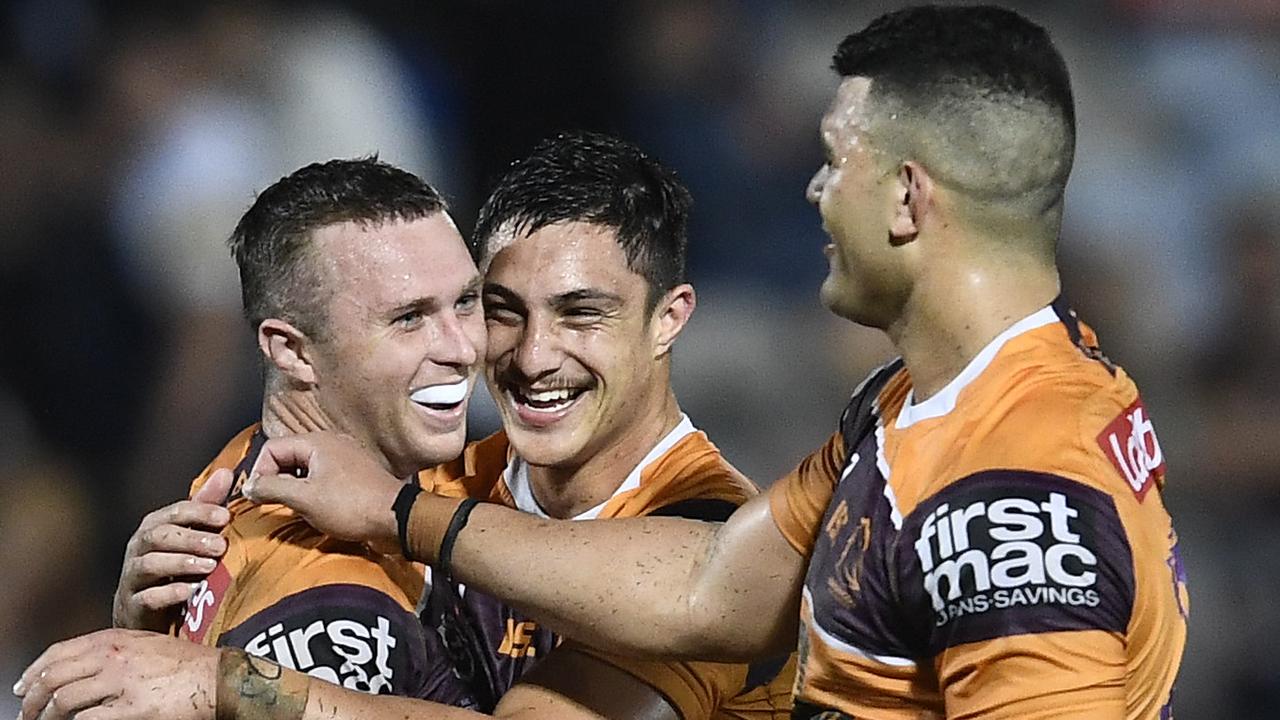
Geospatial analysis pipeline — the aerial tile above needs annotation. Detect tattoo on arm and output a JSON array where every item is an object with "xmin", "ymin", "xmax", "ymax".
[{"xmin": 217, "ymin": 648, "xmax": 310, "ymax": 720}]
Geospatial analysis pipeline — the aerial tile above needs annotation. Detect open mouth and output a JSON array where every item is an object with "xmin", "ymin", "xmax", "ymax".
[
  {"xmin": 508, "ymin": 385, "xmax": 587, "ymax": 415},
  {"xmin": 410, "ymin": 378, "xmax": 469, "ymax": 411}
]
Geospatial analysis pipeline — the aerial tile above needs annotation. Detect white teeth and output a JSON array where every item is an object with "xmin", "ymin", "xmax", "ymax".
[
  {"xmin": 526, "ymin": 388, "xmax": 574, "ymax": 403},
  {"xmin": 411, "ymin": 378, "xmax": 469, "ymax": 406}
]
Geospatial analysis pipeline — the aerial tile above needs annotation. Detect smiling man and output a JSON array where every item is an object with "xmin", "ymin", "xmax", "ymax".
[
  {"xmin": 117, "ymin": 158, "xmax": 486, "ymax": 699},
  {"xmin": 16, "ymin": 135, "xmax": 794, "ymax": 720},
  {"xmin": 405, "ymin": 131, "xmax": 794, "ymax": 717},
  {"xmin": 207, "ymin": 7, "xmax": 1185, "ymax": 719}
]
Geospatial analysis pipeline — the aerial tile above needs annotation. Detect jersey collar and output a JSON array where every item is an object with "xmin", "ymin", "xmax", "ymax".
[
  {"xmin": 895, "ymin": 305, "xmax": 1059, "ymax": 430},
  {"xmin": 503, "ymin": 414, "xmax": 697, "ymax": 520}
]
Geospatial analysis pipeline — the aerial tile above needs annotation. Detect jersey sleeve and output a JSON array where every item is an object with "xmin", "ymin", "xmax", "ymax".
[
  {"xmin": 768, "ymin": 431, "xmax": 845, "ymax": 556},
  {"xmin": 215, "ymin": 581, "xmax": 436, "ymax": 698},
  {"xmin": 564, "ymin": 642, "xmax": 793, "ymax": 720},
  {"xmin": 894, "ymin": 468, "xmax": 1135, "ymax": 718},
  {"xmin": 188, "ymin": 425, "xmax": 259, "ymax": 499}
]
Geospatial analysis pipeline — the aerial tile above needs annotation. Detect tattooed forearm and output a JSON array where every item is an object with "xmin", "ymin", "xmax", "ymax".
[{"xmin": 216, "ymin": 648, "xmax": 311, "ymax": 720}]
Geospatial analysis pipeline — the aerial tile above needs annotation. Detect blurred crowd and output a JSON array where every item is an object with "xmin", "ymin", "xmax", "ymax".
[{"xmin": 1, "ymin": 1, "xmax": 1277, "ymax": 717}]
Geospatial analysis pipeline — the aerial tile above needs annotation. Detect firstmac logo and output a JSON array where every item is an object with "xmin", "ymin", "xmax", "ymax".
[{"xmin": 914, "ymin": 491, "xmax": 1100, "ymax": 624}]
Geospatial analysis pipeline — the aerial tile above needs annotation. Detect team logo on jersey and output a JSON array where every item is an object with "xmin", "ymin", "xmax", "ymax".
[
  {"xmin": 497, "ymin": 619, "xmax": 538, "ymax": 658},
  {"xmin": 1098, "ymin": 398, "xmax": 1165, "ymax": 501},
  {"xmin": 218, "ymin": 584, "xmax": 426, "ymax": 696},
  {"xmin": 181, "ymin": 562, "xmax": 231, "ymax": 644},
  {"xmin": 902, "ymin": 470, "xmax": 1134, "ymax": 649}
]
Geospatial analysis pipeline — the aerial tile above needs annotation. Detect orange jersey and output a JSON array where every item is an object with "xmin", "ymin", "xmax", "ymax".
[
  {"xmin": 770, "ymin": 301, "xmax": 1187, "ymax": 719},
  {"xmin": 420, "ymin": 416, "xmax": 796, "ymax": 719},
  {"xmin": 178, "ymin": 426, "xmax": 438, "ymax": 698}
]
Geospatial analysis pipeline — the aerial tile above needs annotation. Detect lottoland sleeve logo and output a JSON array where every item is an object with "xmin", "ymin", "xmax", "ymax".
[
  {"xmin": 1097, "ymin": 398, "xmax": 1165, "ymax": 502},
  {"xmin": 903, "ymin": 471, "xmax": 1134, "ymax": 641}
]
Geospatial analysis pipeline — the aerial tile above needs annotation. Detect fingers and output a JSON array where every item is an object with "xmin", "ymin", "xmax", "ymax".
[
  {"xmin": 192, "ymin": 468, "xmax": 235, "ymax": 505},
  {"xmin": 128, "ymin": 524, "xmax": 226, "ymax": 566},
  {"xmin": 26, "ymin": 672, "xmax": 119, "ymax": 720},
  {"xmin": 126, "ymin": 550, "xmax": 219, "ymax": 585},
  {"xmin": 19, "ymin": 655, "xmax": 99, "ymax": 718},
  {"xmin": 241, "ymin": 473, "xmax": 304, "ymax": 507},
  {"xmin": 72, "ymin": 705, "xmax": 129, "ymax": 720},
  {"xmin": 249, "ymin": 434, "xmax": 318, "ymax": 479},
  {"xmin": 18, "ymin": 633, "xmax": 106, "ymax": 698},
  {"xmin": 138, "ymin": 500, "xmax": 230, "ymax": 537}
]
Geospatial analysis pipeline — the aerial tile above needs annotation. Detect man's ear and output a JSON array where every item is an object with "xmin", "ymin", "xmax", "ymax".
[
  {"xmin": 258, "ymin": 318, "xmax": 318, "ymax": 386},
  {"xmin": 889, "ymin": 160, "xmax": 934, "ymax": 244},
  {"xmin": 650, "ymin": 283, "xmax": 696, "ymax": 358}
]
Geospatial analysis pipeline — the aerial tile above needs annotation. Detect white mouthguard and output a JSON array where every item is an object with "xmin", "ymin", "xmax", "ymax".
[{"xmin": 411, "ymin": 378, "xmax": 469, "ymax": 405}]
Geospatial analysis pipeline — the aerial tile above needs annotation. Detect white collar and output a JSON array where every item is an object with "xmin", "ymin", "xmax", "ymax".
[
  {"xmin": 895, "ymin": 305, "xmax": 1058, "ymax": 430},
  {"xmin": 503, "ymin": 414, "xmax": 697, "ymax": 520}
]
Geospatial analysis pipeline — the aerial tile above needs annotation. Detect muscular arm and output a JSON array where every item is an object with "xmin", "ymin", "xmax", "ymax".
[
  {"xmin": 245, "ymin": 432, "xmax": 810, "ymax": 663},
  {"xmin": 18, "ymin": 632, "xmax": 680, "ymax": 720},
  {"xmin": 304, "ymin": 650, "xmax": 681, "ymax": 720},
  {"xmin": 439, "ymin": 492, "xmax": 804, "ymax": 662}
]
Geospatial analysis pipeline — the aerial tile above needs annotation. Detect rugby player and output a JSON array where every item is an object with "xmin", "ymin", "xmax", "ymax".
[
  {"xmin": 115, "ymin": 156, "xmax": 486, "ymax": 699},
  {"xmin": 16, "ymin": 134, "xmax": 793, "ymax": 719},
  {"xmin": 213, "ymin": 6, "xmax": 1186, "ymax": 718}
]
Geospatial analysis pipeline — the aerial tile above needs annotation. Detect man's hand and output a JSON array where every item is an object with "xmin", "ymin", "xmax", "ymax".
[
  {"xmin": 14, "ymin": 629, "xmax": 218, "ymax": 720},
  {"xmin": 112, "ymin": 470, "xmax": 233, "ymax": 630},
  {"xmin": 244, "ymin": 432, "xmax": 402, "ymax": 555}
]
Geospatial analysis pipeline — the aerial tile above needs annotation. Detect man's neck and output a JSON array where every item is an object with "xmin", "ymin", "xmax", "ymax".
[
  {"xmin": 525, "ymin": 389, "xmax": 684, "ymax": 519},
  {"xmin": 888, "ymin": 252, "xmax": 1060, "ymax": 403},
  {"xmin": 260, "ymin": 388, "xmax": 411, "ymax": 481}
]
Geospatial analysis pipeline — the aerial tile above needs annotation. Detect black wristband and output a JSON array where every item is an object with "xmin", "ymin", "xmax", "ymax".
[
  {"xmin": 438, "ymin": 498, "xmax": 480, "ymax": 576},
  {"xmin": 392, "ymin": 482, "xmax": 423, "ymax": 559}
]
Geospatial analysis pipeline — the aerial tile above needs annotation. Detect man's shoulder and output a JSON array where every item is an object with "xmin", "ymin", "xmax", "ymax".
[
  {"xmin": 942, "ymin": 352, "xmax": 1163, "ymax": 504},
  {"xmin": 188, "ymin": 423, "xmax": 263, "ymax": 499},
  {"xmin": 215, "ymin": 501, "xmax": 424, "ymax": 630},
  {"xmin": 616, "ymin": 429, "xmax": 758, "ymax": 520}
]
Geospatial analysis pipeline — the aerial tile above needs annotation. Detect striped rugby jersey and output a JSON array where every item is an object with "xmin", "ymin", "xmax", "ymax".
[
  {"xmin": 769, "ymin": 300, "xmax": 1187, "ymax": 719},
  {"xmin": 419, "ymin": 417, "xmax": 796, "ymax": 719},
  {"xmin": 178, "ymin": 426, "xmax": 436, "ymax": 698}
]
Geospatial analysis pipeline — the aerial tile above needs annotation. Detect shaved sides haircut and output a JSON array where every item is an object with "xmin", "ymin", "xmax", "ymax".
[
  {"xmin": 835, "ymin": 5, "xmax": 1075, "ymax": 220},
  {"xmin": 230, "ymin": 158, "xmax": 447, "ymax": 339}
]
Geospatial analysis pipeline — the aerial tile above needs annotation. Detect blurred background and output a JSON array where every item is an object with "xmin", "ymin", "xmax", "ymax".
[{"xmin": 0, "ymin": 0, "xmax": 1275, "ymax": 716}]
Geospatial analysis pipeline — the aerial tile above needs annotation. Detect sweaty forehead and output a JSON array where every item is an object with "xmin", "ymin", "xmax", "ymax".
[
  {"xmin": 317, "ymin": 214, "xmax": 473, "ymax": 305},
  {"xmin": 486, "ymin": 221, "xmax": 643, "ymax": 298},
  {"xmin": 821, "ymin": 76, "xmax": 875, "ymax": 148}
]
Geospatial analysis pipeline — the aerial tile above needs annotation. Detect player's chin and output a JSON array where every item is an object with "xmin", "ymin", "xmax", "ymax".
[
  {"xmin": 405, "ymin": 427, "xmax": 468, "ymax": 469},
  {"xmin": 819, "ymin": 275, "xmax": 847, "ymax": 313},
  {"xmin": 503, "ymin": 429, "xmax": 586, "ymax": 469}
]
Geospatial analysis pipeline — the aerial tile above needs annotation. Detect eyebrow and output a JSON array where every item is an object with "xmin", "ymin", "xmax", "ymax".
[
  {"xmin": 549, "ymin": 288, "xmax": 624, "ymax": 311},
  {"xmin": 483, "ymin": 283, "xmax": 623, "ymax": 311},
  {"xmin": 482, "ymin": 282, "xmax": 526, "ymax": 311},
  {"xmin": 386, "ymin": 273, "xmax": 483, "ymax": 318}
]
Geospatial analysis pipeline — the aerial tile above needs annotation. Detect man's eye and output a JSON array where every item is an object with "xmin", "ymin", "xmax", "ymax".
[
  {"xmin": 563, "ymin": 308, "xmax": 607, "ymax": 327},
  {"xmin": 485, "ymin": 305, "xmax": 521, "ymax": 324},
  {"xmin": 456, "ymin": 293, "xmax": 480, "ymax": 312},
  {"xmin": 395, "ymin": 310, "xmax": 424, "ymax": 326}
]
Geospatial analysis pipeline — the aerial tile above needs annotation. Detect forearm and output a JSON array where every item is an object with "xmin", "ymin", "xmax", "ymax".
[
  {"xmin": 303, "ymin": 681, "xmax": 488, "ymax": 720},
  {"xmin": 409, "ymin": 494, "xmax": 800, "ymax": 661},
  {"xmin": 219, "ymin": 649, "xmax": 484, "ymax": 720}
]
